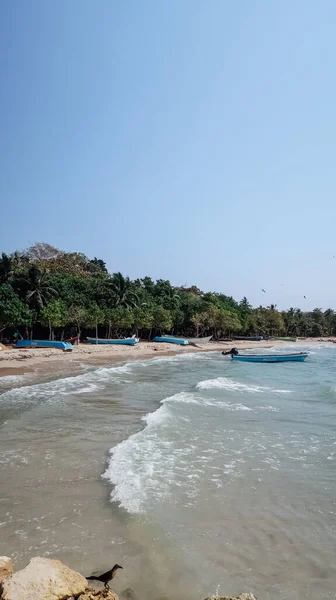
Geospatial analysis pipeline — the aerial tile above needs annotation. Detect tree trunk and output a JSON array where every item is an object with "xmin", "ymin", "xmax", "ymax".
[
  {"xmin": 96, "ymin": 324, "xmax": 98, "ymax": 343},
  {"xmin": 49, "ymin": 321, "xmax": 52, "ymax": 341},
  {"xmin": 60, "ymin": 329, "xmax": 64, "ymax": 341},
  {"xmin": 148, "ymin": 327, "xmax": 152, "ymax": 341}
]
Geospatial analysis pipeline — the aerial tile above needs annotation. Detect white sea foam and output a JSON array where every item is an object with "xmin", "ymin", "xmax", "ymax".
[
  {"xmin": 102, "ymin": 389, "xmax": 255, "ymax": 513},
  {"xmin": 196, "ymin": 376, "xmax": 291, "ymax": 394},
  {"xmin": 0, "ymin": 362, "xmax": 133, "ymax": 406},
  {"xmin": 102, "ymin": 401, "xmax": 174, "ymax": 513}
]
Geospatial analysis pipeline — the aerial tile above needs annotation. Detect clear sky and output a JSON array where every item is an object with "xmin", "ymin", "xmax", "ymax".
[{"xmin": 1, "ymin": 0, "xmax": 336, "ymax": 310}]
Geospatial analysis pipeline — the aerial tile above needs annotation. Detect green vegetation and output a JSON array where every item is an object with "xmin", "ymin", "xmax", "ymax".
[{"xmin": 0, "ymin": 243, "xmax": 335, "ymax": 341}]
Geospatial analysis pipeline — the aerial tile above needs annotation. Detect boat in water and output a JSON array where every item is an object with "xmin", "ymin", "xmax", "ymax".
[
  {"xmin": 152, "ymin": 336, "xmax": 189, "ymax": 345},
  {"xmin": 16, "ymin": 340, "xmax": 73, "ymax": 351},
  {"xmin": 232, "ymin": 352, "xmax": 308, "ymax": 363},
  {"xmin": 87, "ymin": 337, "xmax": 139, "ymax": 345}
]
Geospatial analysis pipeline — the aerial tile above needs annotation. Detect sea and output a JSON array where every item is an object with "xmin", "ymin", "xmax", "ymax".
[{"xmin": 0, "ymin": 345, "xmax": 335, "ymax": 600}]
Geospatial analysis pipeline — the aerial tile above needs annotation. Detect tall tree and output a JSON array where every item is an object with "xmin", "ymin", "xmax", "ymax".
[
  {"xmin": 152, "ymin": 306, "xmax": 173, "ymax": 334},
  {"xmin": 22, "ymin": 266, "xmax": 57, "ymax": 310},
  {"xmin": 84, "ymin": 304, "xmax": 105, "ymax": 341},
  {"xmin": 109, "ymin": 272, "xmax": 139, "ymax": 308},
  {"xmin": 0, "ymin": 285, "xmax": 31, "ymax": 334},
  {"xmin": 40, "ymin": 300, "xmax": 69, "ymax": 340},
  {"xmin": 104, "ymin": 307, "xmax": 134, "ymax": 338},
  {"xmin": 68, "ymin": 306, "xmax": 87, "ymax": 338},
  {"xmin": 0, "ymin": 253, "xmax": 14, "ymax": 284},
  {"xmin": 132, "ymin": 306, "xmax": 154, "ymax": 338}
]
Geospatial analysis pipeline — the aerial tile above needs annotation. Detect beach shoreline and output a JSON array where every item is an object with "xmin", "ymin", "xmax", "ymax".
[
  {"xmin": 1, "ymin": 339, "xmax": 335, "ymax": 599},
  {"xmin": 0, "ymin": 338, "xmax": 332, "ymax": 379},
  {"xmin": 0, "ymin": 339, "xmax": 308, "ymax": 379}
]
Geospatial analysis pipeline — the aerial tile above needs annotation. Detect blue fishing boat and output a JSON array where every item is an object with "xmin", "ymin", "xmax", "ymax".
[
  {"xmin": 87, "ymin": 337, "xmax": 139, "ymax": 345},
  {"xmin": 16, "ymin": 340, "xmax": 73, "ymax": 351},
  {"xmin": 232, "ymin": 352, "xmax": 308, "ymax": 363},
  {"xmin": 152, "ymin": 336, "xmax": 189, "ymax": 345},
  {"xmin": 163, "ymin": 334, "xmax": 212, "ymax": 344}
]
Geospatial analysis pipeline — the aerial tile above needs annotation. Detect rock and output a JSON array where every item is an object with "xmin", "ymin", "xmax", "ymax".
[
  {"xmin": 0, "ymin": 556, "xmax": 87, "ymax": 600},
  {"xmin": 0, "ymin": 557, "xmax": 12, "ymax": 584},
  {"xmin": 78, "ymin": 590, "xmax": 119, "ymax": 600},
  {"xmin": 205, "ymin": 595, "xmax": 257, "ymax": 600},
  {"xmin": 121, "ymin": 588, "xmax": 137, "ymax": 600}
]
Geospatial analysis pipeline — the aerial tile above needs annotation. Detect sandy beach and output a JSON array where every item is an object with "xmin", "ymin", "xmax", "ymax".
[{"xmin": 0, "ymin": 339, "xmax": 294, "ymax": 378}]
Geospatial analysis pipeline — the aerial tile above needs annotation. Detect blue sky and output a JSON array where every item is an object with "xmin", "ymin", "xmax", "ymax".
[{"xmin": 1, "ymin": 0, "xmax": 336, "ymax": 309}]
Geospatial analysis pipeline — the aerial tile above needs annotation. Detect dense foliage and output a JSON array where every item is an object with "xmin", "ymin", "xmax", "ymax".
[{"xmin": 0, "ymin": 243, "xmax": 335, "ymax": 341}]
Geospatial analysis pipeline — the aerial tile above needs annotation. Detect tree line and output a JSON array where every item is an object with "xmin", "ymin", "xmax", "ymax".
[{"xmin": 0, "ymin": 243, "xmax": 335, "ymax": 341}]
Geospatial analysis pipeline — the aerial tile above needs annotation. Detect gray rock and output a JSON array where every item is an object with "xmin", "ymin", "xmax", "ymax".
[
  {"xmin": 205, "ymin": 595, "xmax": 257, "ymax": 600},
  {"xmin": 0, "ymin": 557, "xmax": 12, "ymax": 584},
  {"xmin": 1, "ymin": 556, "xmax": 87, "ymax": 600}
]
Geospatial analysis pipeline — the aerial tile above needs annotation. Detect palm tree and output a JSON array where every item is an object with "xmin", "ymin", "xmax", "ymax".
[
  {"xmin": 109, "ymin": 272, "xmax": 139, "ymax": 308},
  {"xmin": 24, "ymin": 266, "xmax": 57, "ymax": 310},
  {"xmin": 0, "ymin": 253, "xmax": 14, "ymax": 284}
]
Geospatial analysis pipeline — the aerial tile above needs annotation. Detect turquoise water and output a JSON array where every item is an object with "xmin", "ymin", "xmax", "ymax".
[{"xmin": 0, "ymin": 345, "xmax": 336, "ymax": 599}]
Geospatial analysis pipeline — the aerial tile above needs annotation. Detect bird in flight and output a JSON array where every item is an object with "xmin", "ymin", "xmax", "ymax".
[
  {"xmin": 86, "ymin": 564, "xmax": 123, "ymax": 590},
  {"xmin": 304, "ymin": 296, "xmax": 306, "ymax": 299},
  {"xmin": 262, "ymin": 289, "xmax": 266, "ymax": 293}
]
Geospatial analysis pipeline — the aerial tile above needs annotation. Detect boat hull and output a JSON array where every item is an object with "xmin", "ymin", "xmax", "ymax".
[
  {"xmin": 232, "ymin": 353, "xmax": 308, "ymax": 363},
  {"xmin": 233, "ymin": 336, "xmax": 263, "ymax": 341},
  {"xmin": 152, "ymin": 336, "xmax": 189, "ymax": 345},
  {"xmin": 163, "ymin": 335, "xmax": 212, "ymax": 344},
  {"xmin": 16, "ymin": 340, "xmax": 73, "ymax": 351},
  {"xmin": 269, "ymin": 337, "xmax": 297, "ymax": 342},
  {"xmin": 87, "ymin": 337, "xmax": 139, "ymax": 345}
]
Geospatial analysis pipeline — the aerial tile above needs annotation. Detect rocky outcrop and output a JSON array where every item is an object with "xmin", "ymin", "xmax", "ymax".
[
  {"xmin": 205, "ymin": 595, "xmax": 257, "ymax": 600},
  {"xmin": 0, "ymin": 558, "xmax": 12, "ymax": 584},
  {"xmin": 0, "ymin": 556, "xmax": 87, "ymax": 600},
  {"xmin": 0, "ymin": 555, "xmax": 256, "ymax": 600}
]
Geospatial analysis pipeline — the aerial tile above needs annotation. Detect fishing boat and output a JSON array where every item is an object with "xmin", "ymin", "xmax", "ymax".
[
  {"xmin": 163, "ymin": 334, "xmax": 212, "ymax": 344},
  {"xmin": 232, "ymin": 352, "xmax": 308, "ymax": 363},
  {"xmin": 268, "ymin": 337, "xmax": 297, "ymax": 342},
  {"xmin": 152, "ymin": 336, "xmax": 189, "ymax": 345},
  {"xmin": 16, "ymin": 340, "xmax": 73, "ymax": 351},
  {"xmin": 233, "ymin": 336, "xmax": 263, "ymax": 341},
  {"xmin": 87, "ymin": 337, "xmax": 139, "ymax": 345},
  {"xmin": 65, "ymin": 336, "xmax": 79, "ymax": 345}
]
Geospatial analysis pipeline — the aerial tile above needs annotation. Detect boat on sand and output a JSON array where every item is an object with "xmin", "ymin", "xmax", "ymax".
[
  {"xmin": 87, "ymin": 337, "xmax": 139, "ymax": 345},
  {"xmin": 152, "ymin": 336, "xmax": 189, "ymax": 345},
  {"xmin": 162, "ymin": 334, "xmax": 212, "ymax": 345},
  {"xmin": 16, "ymin": 340, "xmax": 73, "ymax": 351}
]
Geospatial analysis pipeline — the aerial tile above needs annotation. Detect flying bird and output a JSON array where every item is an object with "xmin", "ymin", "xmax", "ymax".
[
  {"xmin": 86, "ymin": 564, "xmax": 123, "ymax": 589},
  {"xmin": 262, "ymin": 289, "xmax": 266, "ymax": 293},
  {"xmin": 304, "ymin": 296, "xmax": 306, "ymax": 299}
]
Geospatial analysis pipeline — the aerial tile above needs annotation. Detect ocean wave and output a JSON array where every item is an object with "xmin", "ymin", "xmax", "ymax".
[
  {"xmin": 0, "ymin": 363, "xmax": 132, "ymax": 405},
  {"xmin": 196, "ymin": 376, "xmax": 291, "ymax": 394},
  {"xmin": 102, "ymin": 389, "xmax": 266, "ymax": 514},
  {"xmin": 102, "ymin": 402, "xmax": 174, "ymax": 513}
]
